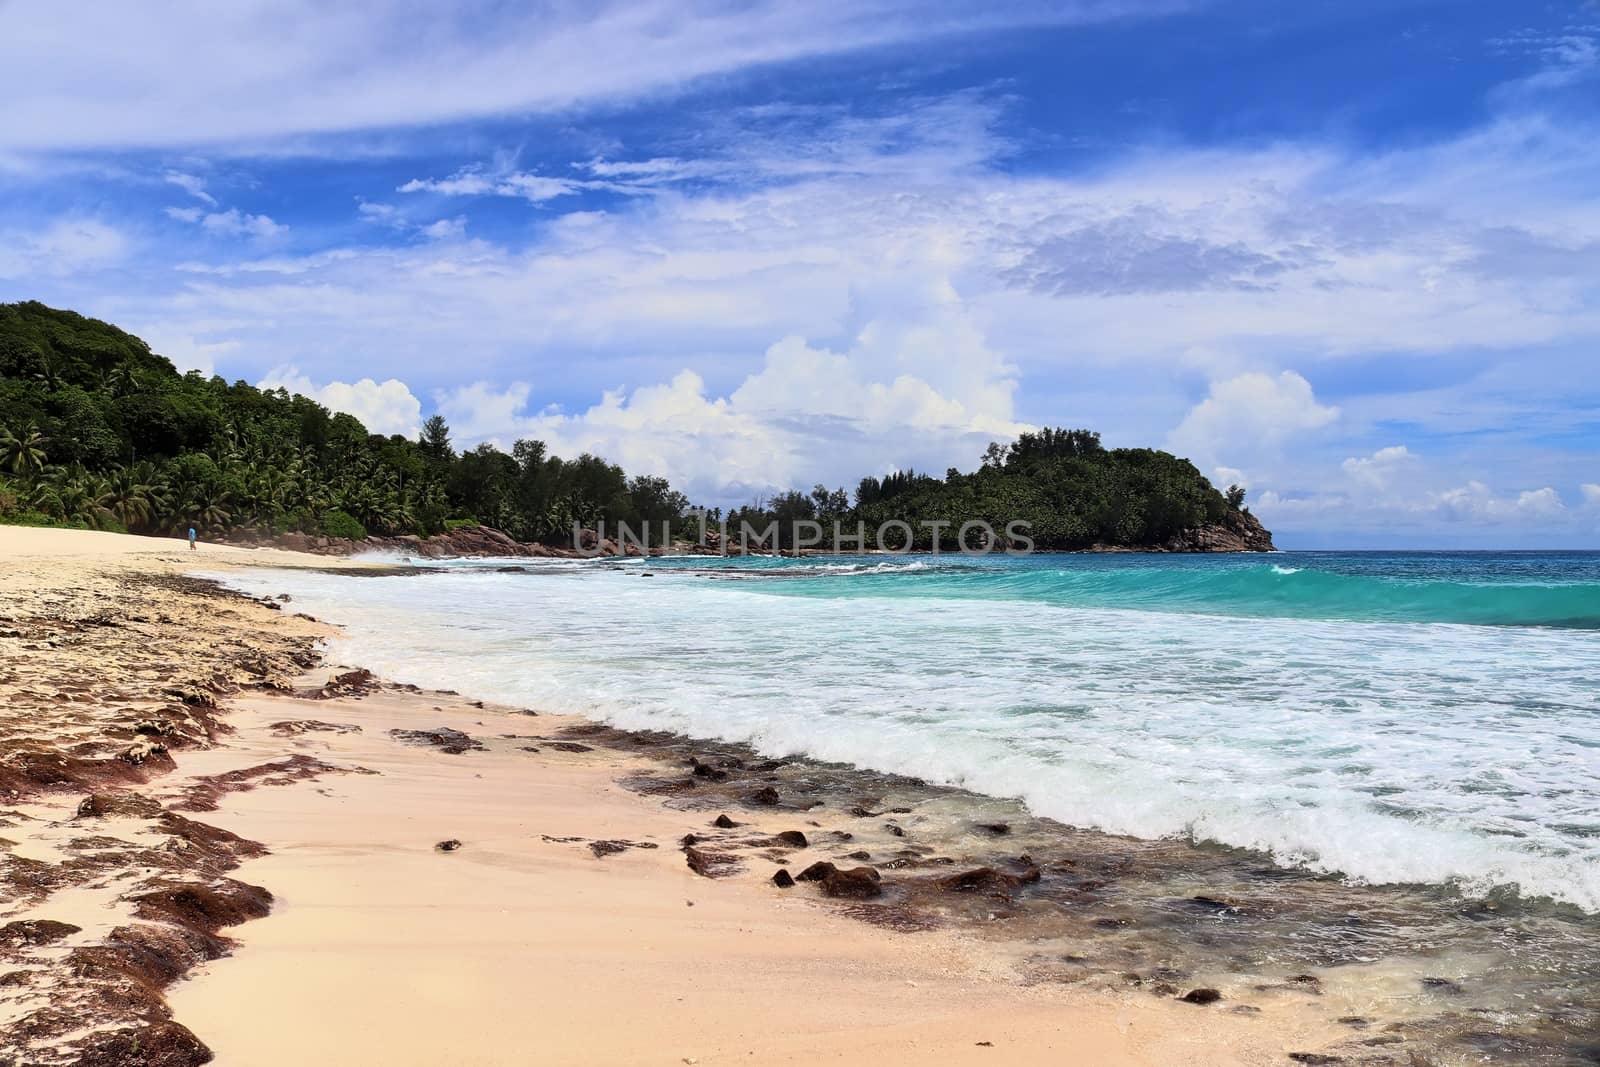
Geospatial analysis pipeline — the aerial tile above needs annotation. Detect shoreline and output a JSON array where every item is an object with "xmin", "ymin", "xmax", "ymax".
[
  {"xmin": 0, "ymin": 527, "xmax": 1332, "ymax": 1065},
  {"xmin": 2, "ymin": 526, "xmax": 1588, "ymax": 1065}
]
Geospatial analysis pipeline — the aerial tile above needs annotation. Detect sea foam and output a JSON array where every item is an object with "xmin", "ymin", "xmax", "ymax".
[{"xmin": 211, "ymin": 552, "xmax": 1600, "ymax": 910}]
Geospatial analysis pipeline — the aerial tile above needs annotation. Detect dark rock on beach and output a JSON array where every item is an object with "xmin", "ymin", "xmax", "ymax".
[
  {"xmin": 772, "ymin": 830, "xmax": 809, "ymax": 848},
  {"xmin": 772, "ymin": 869, "xmax": 796, "ymax": 888},
  {"xmin": 934, "ymin": 866, "xmax": 1041, "ymax": 897},
  {"xmin": 1180, "ymin": 988, "xmax": 1223, "ymax": 1005},
  {"xmin": 435, "ymin": 839, "xmax": 462, "ymax": 852},
  {"xmin": 796, "ymin": 861, "xmax": 883, "ymax": 899}
]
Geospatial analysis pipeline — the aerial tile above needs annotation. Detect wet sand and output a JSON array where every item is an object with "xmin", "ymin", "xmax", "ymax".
[{"xmin": 2, "ymin": 526, "xmax": 1570, "ymax": 1066}]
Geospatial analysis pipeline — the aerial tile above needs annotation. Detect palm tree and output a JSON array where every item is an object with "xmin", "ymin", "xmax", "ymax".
[
  {"xmin": 0, "ymin": 425, "xmax": 48, "ymax": 477},
  {"xmin": 104, "ymin": 466, "xmax": 156, "ymax": 529}
]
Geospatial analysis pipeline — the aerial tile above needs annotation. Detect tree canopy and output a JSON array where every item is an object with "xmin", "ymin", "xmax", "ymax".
[{"xmin": 0, "ymin": 301, "xmax": 1248, "ymax": 550}]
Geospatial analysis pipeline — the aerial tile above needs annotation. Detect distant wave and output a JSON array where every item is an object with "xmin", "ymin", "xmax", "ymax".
[{"xmin": 752, "ymin": 561, "xmax": 1600, "ymax": 629}]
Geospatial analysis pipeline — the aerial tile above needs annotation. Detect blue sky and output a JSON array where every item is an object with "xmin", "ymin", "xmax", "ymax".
[{"xmin": 2, "ymin": 0, "xmax": 1598, "ymax": 547}]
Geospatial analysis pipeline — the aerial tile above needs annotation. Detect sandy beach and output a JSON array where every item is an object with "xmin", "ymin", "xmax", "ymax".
[{"xmin": 1, "ymin": 527, "xmax": 1364, "ymax": 1065}]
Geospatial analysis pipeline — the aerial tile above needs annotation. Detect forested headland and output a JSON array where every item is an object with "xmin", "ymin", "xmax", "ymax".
[{"xmin": 0, "ymin": 301, "xmax": 1269, "ymax": 551}]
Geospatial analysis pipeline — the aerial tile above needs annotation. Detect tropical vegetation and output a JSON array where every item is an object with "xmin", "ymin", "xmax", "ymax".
[{"xmin": 0, "ymin": 301, "xmax": 1249, "ymax": 550}]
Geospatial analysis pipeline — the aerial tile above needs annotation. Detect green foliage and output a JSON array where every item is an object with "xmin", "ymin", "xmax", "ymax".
[
  {"xmin": 1, "ymin": 302, "xmax": 1236, "ymax": 552},
  {"xmin": 320, "ymin": 508, "xmax": 368, "ymax": 541},
  {"xmin": 443, "ymin": 518, "xmax": 479, "ymax": 530}
]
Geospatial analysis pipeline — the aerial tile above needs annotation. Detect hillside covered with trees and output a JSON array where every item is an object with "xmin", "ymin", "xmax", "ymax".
[{"xmin": 0, "ymin": 302, "xmax": 1268, "ymax": 551}]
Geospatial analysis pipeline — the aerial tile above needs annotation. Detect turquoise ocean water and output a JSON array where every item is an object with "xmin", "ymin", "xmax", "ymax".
[{"xmin": 216, "ymin": 551, "xmax": 1600, "ymax": 911}]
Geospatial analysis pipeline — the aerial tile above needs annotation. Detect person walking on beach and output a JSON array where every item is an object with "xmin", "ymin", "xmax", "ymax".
[{"xmin": 188, "ymin": 526, "xmax": 197, "ymax": 551}]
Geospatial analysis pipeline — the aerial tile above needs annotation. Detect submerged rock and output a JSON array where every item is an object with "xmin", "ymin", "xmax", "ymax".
[
  {"xmin": 796, "ymin": 861, "xmax": 883, "ymax": 899},
  {"xmin": 933, "ymin": 866, "xmax": 1041, "ymax": 897}
]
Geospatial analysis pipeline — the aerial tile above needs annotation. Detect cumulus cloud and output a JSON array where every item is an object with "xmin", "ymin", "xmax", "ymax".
[
  {"xmin": 1341, "ymin": 445, "xmax": 1417, "ymax": 491},
  {"xmin": 1582, "ymin": 483, "xmax": 1600, "ymax": 508},
  {"xmin": 1433, "ymin": 481, "xmax": 1566, "ymax": 521},
  {"xmin": 434, "ymin": 293, "xmax": 1030, "ymax": 501},
  {"xmin": 198, "ymin": 208, "xmax": 285, "ymax": 239},
  {"xmin": 1168, "ymin": 371, "xmax": 1339, "ymax": 466},
  {"xmin": 258, "ymin": 366, "xmax": 423, "ymax": 437}
]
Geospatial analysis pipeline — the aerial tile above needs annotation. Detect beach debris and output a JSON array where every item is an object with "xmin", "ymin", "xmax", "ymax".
[
  {"xmin": 772, "ymin": 830, "xmax": 809, "ymax": 848},
  {"xmin": 683, "ymin": 845, "xmax": 742, "ymax": 878},
  {"xmin": 0, "ymin": 919, "xmax": 81, "ymax": 946},
  {"xmin": 175, "ymin": 754, "xmax": 370, "ymax": 812},
  {"xmin": 76, "ymin": 792, "xmax": 162, "ymax": 819},
  {"xmin": 544, "ymin": 741, "xmax": 593, "ymax": 753},
  {"xmin": 120, "ymin": 739, "xmax": 168, "ymax": 765},
  {"xmin": 772, "ymin": 869, "xmax": 796, "ymax": 888},
  {"xmin": 848, "ymin": 805, "xmax": 912, "ymax": 818},
  {"xmin": 387, "ymin": 726, "xmax": 483, "ymax": 755},
  {"xmin": 268, "ymin": 719, "xmax": 362, "ymax": 736},
  {"xmin": 795, "ymin": 861, "xmax": 883, "ymax": 899},
  {"xmin": 1180, "ymin": 988, "xmax": 1223, "ymax": 1005},
  {"xmin": 589, "ymin": 839, "xmax": 658, "ymax": 858},
  {"xmin": 130, "ymin": 878, "xmax": 274, "ymax": 935},
  {"xmin": 436, "ymin": 839, "xmax": 463, "ymax": 852},
  {"xmin": 310, "ymin": 668, "xmax": 377, "ymax": 699}
]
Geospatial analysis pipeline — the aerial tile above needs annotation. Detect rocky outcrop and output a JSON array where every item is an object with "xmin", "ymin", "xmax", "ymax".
[
  {"xmin": 223, "ymin": 508, "xmax": 1274, "ymax": 560},
  {"xmin": 222, "ymin": 522, "xmax": 672, "ymax": 559},
  {"xmin": 1162, "ymin": 508, "xmax": 1275, "ymax": 552}
]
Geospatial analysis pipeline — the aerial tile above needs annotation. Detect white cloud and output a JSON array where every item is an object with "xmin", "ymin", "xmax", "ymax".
[
  {"xmin": 259, "ymin": 366, "xmax": 423, "ymax": 437},
  {"xmin": 154, "ymin": 336, "xmax": 235, "ymax": 377},
  {"xmin": 165, "ymin": 206, "xmax": 203, "ymax": 223},
  {"xmin": 1169, "ymin": 371, "xmax": 1339, "ymax": 466},
  {"xmin": 1433, "ymin": 481, "xmax": 1566, "ymax": 521},
  {"xmin": 1341, "ymin": 445, "xmax": 1417, "ymax": 491},
  {"xmin": 164, "ymin": 170, "xmax": 216, "ymax": 205},
  {"xmin": 0, "ymin": 1, "xmax": 1182, "ymax": 151},
  {"xmin": 1581, "ymin": 483, "xmax": 1600, "ymax": 508},
  {"xmin": 421, "ymin": 216, "xmax": 467, "ymax": 241},
  {"xmin": 0, "ymin": 218, "xmax": 127, "ymax": 278},
  {"xmin": 400, "ymin": 168, "xmax": 581, "ymax": 204},
  {"xmin": 434, "ymin": 291, "xmax": 1030, "ymax": 501},
  {"xmin": 1213, "ymin": 465, "xmax": 1248, "ymax": 489},
  {"xmin": 198, "ymin": 208, "xmax": 285, "ymax": 239}
]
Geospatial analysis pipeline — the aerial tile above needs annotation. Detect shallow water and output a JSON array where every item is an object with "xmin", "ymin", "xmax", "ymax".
[{"xmin": 212, "ymin": 550, "xmax": 1600, "ymax": 1063}]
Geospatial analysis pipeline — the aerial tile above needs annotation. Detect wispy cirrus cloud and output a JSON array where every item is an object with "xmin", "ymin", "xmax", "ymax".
[{"xmin": 0, "ymin": 0, "xmax": 1190, "ymax": 153}]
